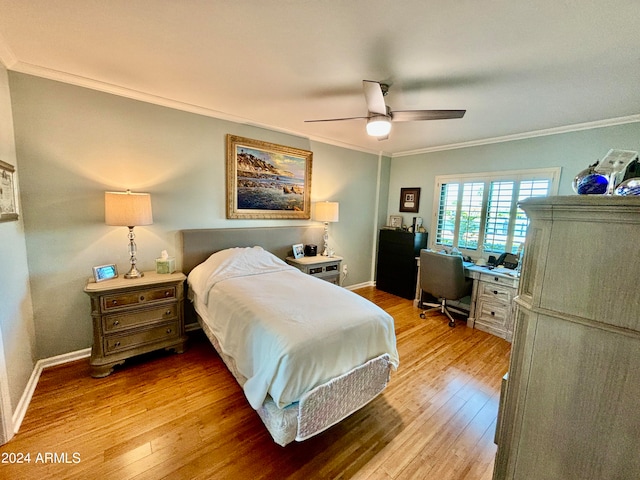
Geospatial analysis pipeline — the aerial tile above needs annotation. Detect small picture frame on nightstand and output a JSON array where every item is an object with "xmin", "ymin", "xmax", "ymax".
[
  {"xmin": 292, "ymin": 243, "xmax": 304, "ymax": 259},
  {"xmin": 92, "ymin": 264, "xmax": 118, "ymax": 283}
]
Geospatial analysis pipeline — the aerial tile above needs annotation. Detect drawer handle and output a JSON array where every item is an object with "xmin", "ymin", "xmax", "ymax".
[
  {"xmin": 493, "ymin": 290, "xmax": 499, "ymax": 295},
  {"xmin": 494, "ymin": 277, "xmax": 499, "ymax": 281},
  {"xmin": 491, "ymin": 311, "xmax": 496, "ymax": 316},
  {"xmin": 113, "ymin": 320, "xmax": 120, "ymax": 326},
  {"xmin": 165, "ymin": 291, "xmax": 171, "ymax": 297},
  {"xmin": 114, "ymin": 341, "xmax": 121, "ymax": 347},
  {"xmin": 166, "ymin": 328, "xmax": 172, "ymax": 334},
  {"xmin": 139, "ymin": 295, "xmax": 145, "ymax": 301},
  {"xmin": 165, "ymin": 309, "xmax": 172, "ymax": 315},
  {"xmin": 112, "ymin": 300, "xmax": 118, "ymax": 305}
]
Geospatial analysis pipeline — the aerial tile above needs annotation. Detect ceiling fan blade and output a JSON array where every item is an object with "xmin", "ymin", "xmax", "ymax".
[
  {"xmin": 391, "ymin": 109, "xmax": 466, "ymax": 122},
  {"xmin": 362, "ymin": 80, "xmax": 387, "ymax": 115},
  {"xmin": 304, "ymin": 116, "xmax": 368, "ymax": 123}
]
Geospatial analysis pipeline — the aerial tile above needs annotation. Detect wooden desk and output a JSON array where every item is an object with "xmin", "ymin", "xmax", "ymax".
[
  {"xmin": 464, "ymin": 264, "xmax": 519, "ymax": 341},
  {"xmin": 415, "ymin": 259, "xmax": 520, "ymax": 341}
]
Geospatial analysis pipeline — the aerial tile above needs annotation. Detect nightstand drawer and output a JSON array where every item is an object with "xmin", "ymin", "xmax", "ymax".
[
  {"xmin": 285, "ymin": 255, "xmax": 343, "ymax": 285},
  {"xmin": 308, "ymin": 262, "xmax": 339, "ymax": 275},
  {"xmin": 314, "ymin": 271, "xmax": 340, "ymax": 284},
  {"xmin": 103, "ymin": 304, "xmax": 178, "ymax": 332},
  {"xmin": 104, "ymin": 321, "xmax": 179, "ymax": 354},
  {"xmin": 102, "ymin": 286, "xmax": 176, "ymax": 310}
]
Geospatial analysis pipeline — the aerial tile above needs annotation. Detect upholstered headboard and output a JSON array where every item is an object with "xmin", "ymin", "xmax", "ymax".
[{"xmin": 181, "ymin": 225, "xmax": 325, "ymax": 275}]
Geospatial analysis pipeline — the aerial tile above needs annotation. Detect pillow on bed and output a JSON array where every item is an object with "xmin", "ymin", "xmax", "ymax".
[{"xmin": 188, "ymin": 246, "xmax": 295, "ymax": 304}]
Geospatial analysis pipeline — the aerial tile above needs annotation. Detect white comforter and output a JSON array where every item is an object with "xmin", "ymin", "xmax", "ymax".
[{"xmin": 188, "ymin": 247, "xmax": 399, "ymax": 409}]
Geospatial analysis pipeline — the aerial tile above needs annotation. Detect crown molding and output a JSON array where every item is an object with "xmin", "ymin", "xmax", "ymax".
[
  {"xmin": 0, "ymin": 31, "xmax": 17, "ymax": 69},
  {"xmin": 9, "ymin": 60, "xmax": 387, "ymax": 157},
  {"xmin": 393, "ymin": 115, "xmax": 640, "ymax": 157},
  {"xmin": 12, "ymin": 60, "xmax": 270, "ymax": 124},
  {"xmin": 6, "ymin": 59, "xmax": 637, "ymax": 159}
]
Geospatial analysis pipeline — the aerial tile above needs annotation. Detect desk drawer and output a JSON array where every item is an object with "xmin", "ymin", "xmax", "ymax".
[
  {"xmin": 479, "ymin": 283, "xmax": 514, "ymax": 304},
  {"xmin": 103, "ymin": 304, "xmax": 178, "ymax": 332},
  {"xmin": 104, "ymin": 321, "xmax": 179, "ymax": 354},
  {"xmin": 475, "ymin": 298, "xmax": 512, "ymax": 338},
  {"xmin": 102, "ymin": 286, "xmax": 176, "ymax": 310},
  {"xmin": 478, "ymin": 272, "xmax": 519, "ymax": 289},
  {"xmin": 476, "ymin": 299, "xmax": 510, "ymax": 322}
]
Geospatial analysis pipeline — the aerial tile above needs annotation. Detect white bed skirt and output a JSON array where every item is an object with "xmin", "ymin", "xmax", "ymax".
[{"xmin": 197, "ymin": 316, "xmax": 392, "ymax": 446}]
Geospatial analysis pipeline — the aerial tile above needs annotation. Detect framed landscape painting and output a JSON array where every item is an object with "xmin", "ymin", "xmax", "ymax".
[{"xmin": 226, "ymin": 135, "xmax": 312, "ymax": 219}]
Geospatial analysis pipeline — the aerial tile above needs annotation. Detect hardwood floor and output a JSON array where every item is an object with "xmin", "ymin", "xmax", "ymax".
[{"xmin": 0, "ymin": 287, "xmax": 510, "ymax": 480}]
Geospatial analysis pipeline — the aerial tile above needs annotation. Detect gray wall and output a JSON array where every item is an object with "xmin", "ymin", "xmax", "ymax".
[
  {"xmin": 7, "ymin": 69, "xmax": 640, "ymax": 368},
  {"xmin": 387, "ymin": 122, "xmax": 640, "ymax": 241},
  {"xmin": 0, "ymin": 65, "xmax": 36, "ymax": 412},
  {"xmin": 9, "ymin": 73, "xmax": 387, "ymax": 359}
]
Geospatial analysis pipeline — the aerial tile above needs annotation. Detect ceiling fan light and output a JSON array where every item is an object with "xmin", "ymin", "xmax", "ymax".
[{"xmin": 366, "ymin": 116, "xmax": 391, "ymax": 137}]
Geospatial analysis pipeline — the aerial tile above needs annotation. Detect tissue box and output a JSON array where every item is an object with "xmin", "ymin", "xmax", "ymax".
[{"xmin": 155, "ymin": 257, "xmax": 176, "ymax": 274}]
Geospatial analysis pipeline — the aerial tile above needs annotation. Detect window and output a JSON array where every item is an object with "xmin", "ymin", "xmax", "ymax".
[{"xmin": 433, "ymin": 168, "xmax": 560, "ymax": 255}]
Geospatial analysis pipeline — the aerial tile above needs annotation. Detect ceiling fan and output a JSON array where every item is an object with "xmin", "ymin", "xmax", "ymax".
[{"xmin": 305, "ymin": 80, "xmax": 466, "ymax": 140}]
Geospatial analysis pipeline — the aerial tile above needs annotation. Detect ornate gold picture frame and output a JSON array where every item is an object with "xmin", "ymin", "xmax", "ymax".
[
  {"xmin": 0, "ymin": 159, "xmax": 18, "ymax": 222},
  {"xmin": 226, "ymin": 135, "xmax": 312, "ymax": 219}
]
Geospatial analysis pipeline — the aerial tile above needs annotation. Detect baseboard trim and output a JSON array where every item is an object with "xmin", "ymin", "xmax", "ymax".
[
  {"xmin": 344, "ymin": 281, "xmax": 374, "ymax": 291},
  {"xmin": 12, "ymin": 347, "xmax": 91, "ymax": 434}
]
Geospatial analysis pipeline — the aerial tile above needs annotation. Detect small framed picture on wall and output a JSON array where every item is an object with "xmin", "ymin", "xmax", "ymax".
[
  {"xmin": 399, "ymin": 187, "xmax": 421, "ymax": 213},
  {"xmin": 0, "ymin": 159, "xmax": 19, "ymax": 222}
]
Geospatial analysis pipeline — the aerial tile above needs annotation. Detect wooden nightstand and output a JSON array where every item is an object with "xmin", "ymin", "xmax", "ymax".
[
  {"xmin": 84, "ymin": 271, "xmax": 188, "ymax": 378},
  {"xmin": 286, "ymin": 255, "xmax": 342, "ymax": 285}
]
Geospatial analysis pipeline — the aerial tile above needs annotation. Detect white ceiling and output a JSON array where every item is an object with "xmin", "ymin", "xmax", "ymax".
[{"xmin": 1, "ymin": 1, "xmax": 639, "ymax": 156}]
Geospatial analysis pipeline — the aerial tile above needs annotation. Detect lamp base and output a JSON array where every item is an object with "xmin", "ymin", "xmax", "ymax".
[
  {"xmin": 124, "ymin": 265, "xmax": 144, "ymax": 279},
  {"xmin": 322, "ymin": 222, "xmax": 329, "ymax": 256},
  {"xmin": 124, "ymin": 226, "xmax": 144, "ymax": 278}
]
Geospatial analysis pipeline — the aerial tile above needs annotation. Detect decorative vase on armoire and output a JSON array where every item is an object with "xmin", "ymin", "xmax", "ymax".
[{"xmin": 492, "ymin": 195, "xmax": 640, "ymax": 480}]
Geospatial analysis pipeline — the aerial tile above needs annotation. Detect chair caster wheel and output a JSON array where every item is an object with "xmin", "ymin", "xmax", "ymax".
[
  {"xmin": 420, "ymin": 313, "xmax": 426, "ymax": 319},
  {"xmin": 448, "ymin": 321, "xmax": 455, "ymax": 327}
]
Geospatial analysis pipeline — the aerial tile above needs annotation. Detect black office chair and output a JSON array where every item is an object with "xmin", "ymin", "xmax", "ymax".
[{"xmin": 419, "ymin": 250, "xmax": 473, "ymax": 327}]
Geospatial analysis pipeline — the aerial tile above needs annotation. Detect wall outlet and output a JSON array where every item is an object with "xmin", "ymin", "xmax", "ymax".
[{"xmin": 342, "ymin": 264, "xmax": 348, "ymax": 276}]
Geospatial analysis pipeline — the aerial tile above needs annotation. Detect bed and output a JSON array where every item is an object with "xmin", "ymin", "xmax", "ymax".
[{"xmin": 181, "ymin": 227, "xmax": 399, "ymax": 446}]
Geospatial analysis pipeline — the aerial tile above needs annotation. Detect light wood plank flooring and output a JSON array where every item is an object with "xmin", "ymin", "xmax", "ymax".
[{"xmin": 0, "ymin": 287, "xmax": 510, "ymax": 479}]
